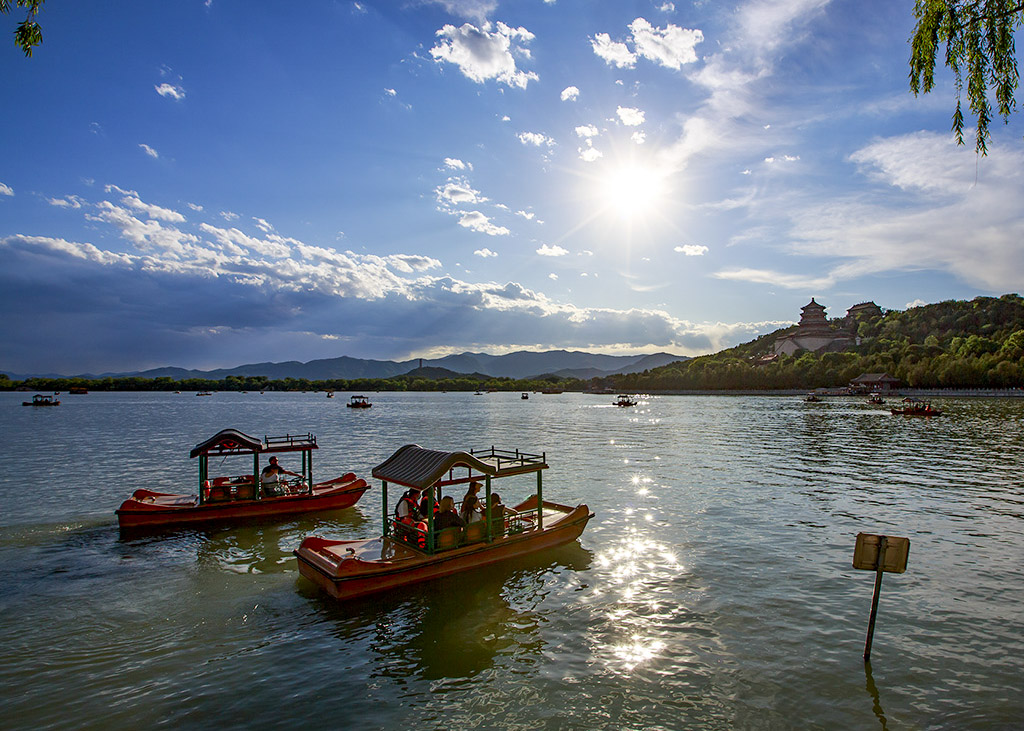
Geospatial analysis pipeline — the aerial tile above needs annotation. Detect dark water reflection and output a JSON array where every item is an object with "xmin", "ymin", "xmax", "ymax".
[{"xmin": 1, "ymin": 392, "xmax": 1023, "ymax": 728}]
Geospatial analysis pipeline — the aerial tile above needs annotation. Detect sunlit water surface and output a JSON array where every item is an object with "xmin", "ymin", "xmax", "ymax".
[{"xmin": 1, "ymin": 391, "xmax": 1022, "ymax": 729}]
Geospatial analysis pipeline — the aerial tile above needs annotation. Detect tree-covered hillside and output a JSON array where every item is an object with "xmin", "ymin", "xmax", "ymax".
[{"xmin": 612, "ymin": 294, "xmax": 1024, "ymax": 391}]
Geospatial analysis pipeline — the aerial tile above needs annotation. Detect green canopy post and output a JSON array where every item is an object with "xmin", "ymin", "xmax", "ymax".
[{"xmin": 381, "ymin": 481, "xmax": 389, "ymax": 537}]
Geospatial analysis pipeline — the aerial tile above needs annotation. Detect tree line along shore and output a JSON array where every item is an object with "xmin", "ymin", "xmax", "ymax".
[{"xmin": 4, "ymin": 295, "xmax": 1023, "ymax": 395}]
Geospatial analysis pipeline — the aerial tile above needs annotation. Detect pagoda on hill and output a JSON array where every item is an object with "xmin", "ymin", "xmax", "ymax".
[{"xmin": 773, "ymin": 298, "xmax": 856, "ymax": 356}]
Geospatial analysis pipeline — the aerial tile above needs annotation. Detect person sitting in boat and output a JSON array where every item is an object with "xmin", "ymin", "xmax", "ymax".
[
  {"xmin": 486, "ymin": 493, "xmax": 515, "ymax": 535},
  {"xmin": 459, "ymin": 493, "xmax": 484, "ymax": 524},
  {"xmin": 434, "ymin": 496, "xmax": 466, "ymax": 531},
  {"xmin": 418, "ymin": 486, "xmax": 442, "ymax": 517},
  {"xmin": 261, "ymin": 456, "xmax": 301, "ymax": 497},
  {"xmin": 395, "ymin": 488, "xmax": 423, "ymax": 522},
  {"xmin": 462, "ymin": 480, "xmax": 482, "ymax": 506}
]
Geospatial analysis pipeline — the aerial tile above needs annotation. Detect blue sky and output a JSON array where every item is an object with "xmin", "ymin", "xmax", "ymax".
[{"xmin": 2, "ymin": 0, "xmax": 1023, "ymax": 375}]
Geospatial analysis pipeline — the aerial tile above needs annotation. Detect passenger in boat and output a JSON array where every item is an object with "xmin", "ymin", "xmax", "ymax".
[
  {"xmin": 261, "ymin": 456, "xmax": 301, "ymax": 497},
  {"xmin": 459, "ymin": 494, "xmax": 484, "ymax": 523},
  {"xmin": 462, "ymin": 480, "xmax": 482, "ymax": 505},
  {"xmin": 434, "ymin": 496, "xmax": 466, "ymax": 531},
  {"xmin": 418, "ymin": 486, "xmax": 440, "ymax": 517},
  {"xmin": 486, "ymin": 493, "xmax": 514, "ymax": 535},
  {"xmin": 395, "ymin": 488, "xmax": 423, "ymax": 522}
]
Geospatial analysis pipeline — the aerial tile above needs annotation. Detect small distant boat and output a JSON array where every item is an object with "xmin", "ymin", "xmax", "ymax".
[
  {"xmin": 69, "ymin": 387, "xmax": 88, "ymax": 395},
  {"xmin": 867, "ymin": 393, "xmax": 885, "ymax": 405},
  {"xmin": 326, "ymin": 391, "xmax": 334, "ymax": 398},
  {"xmin": 891, "ymin": 397, "xmax": 942, "ymax": 416},
  {"xmin": 614, "ymin": 395, "xmax": 637, "ymax": 407},
  {"xmin": 22, "ymin": 394, "xmax": 60, "ymax": 407},
  {"xmin": 346, "ymin": 395, "xmax": 372, "ymax": 408},
  {"xmin": 116, "ymin": 428, "xmax": 369, "ymax": 529},
  {"xmin": 294, "ymin": 444, "xmax": 593, "ymax": 602},
  {"xmin": 196, "ymin": 391, "xmax": 212, "ymax": 396},
  {"xmin": 521, "ymin": 392, "xmax": 529, "ymax": 400},
  {"xmin": 474, "ymin": 391, "xmax": 484, "ymax": 395},
  {"xmin": 804, "ymin": 393, "xmax": 822, "ymax": 402}
]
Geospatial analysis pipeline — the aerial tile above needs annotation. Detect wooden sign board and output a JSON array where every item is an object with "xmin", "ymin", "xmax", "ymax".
[{"xmin": 853, "ymin": 533, "xmax": 910, "ymax": 573}]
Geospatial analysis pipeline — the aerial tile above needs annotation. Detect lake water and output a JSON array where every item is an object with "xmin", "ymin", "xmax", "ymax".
[{"xmin": 1, "ymin": 391, "xmax": 1022, "ymax": 729}]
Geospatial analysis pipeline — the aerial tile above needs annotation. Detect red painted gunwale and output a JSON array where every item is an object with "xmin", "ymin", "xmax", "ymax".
[{"xmin": 116, "ymin": 475, "xmax": 369, "ymax": 528}]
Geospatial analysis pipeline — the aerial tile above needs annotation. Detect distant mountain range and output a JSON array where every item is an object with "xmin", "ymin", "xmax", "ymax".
[{"xmin": 4, "ymin": 350, "xmax": 688, "ymax": 382}]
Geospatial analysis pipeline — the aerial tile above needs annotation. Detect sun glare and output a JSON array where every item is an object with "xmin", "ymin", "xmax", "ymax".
[{"xmin": 598, "ymin": 162, "xmax": 669, "ymax": 220}]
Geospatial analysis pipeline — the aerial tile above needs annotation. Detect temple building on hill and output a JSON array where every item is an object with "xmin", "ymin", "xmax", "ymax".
[{"xmin": 772, "ymin": 298, "xmax": 859, "ymax": 356}]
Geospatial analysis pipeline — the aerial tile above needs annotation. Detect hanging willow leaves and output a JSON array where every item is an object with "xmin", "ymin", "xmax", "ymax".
[
  {"xmin": 909, "ymin": 1, "xmax": 1023, "ymax": 155},
  {"xmin": 2, "ymin": 0, "xmax": 45, "ymax": 57}
]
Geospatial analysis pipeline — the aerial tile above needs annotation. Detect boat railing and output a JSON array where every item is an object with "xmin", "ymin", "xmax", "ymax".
[
  {"xmin": 264, "ymin": 433, "xmax": 317, "ymax": 451},
  {"xmin": 468, "ymin": 446, "xmax": 547, "ymax": 472}
]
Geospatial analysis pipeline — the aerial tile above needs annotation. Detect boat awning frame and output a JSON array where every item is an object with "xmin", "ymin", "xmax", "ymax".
[
  {"xmin": 189, "ymin": 429, "xmax": 318, "ymax": 458},
  {"xmin": 371, "ymin": 444, "xmax": 547, "ymax": 491}
]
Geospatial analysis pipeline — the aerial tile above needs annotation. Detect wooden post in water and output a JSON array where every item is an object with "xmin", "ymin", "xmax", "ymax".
[
  {"xmin": 863, "ymin": 535, "xmax": 887, "ymax": 661},
  {"xmin": 852, "ymin": 532, "xmax": 910, "ymax": 661}
]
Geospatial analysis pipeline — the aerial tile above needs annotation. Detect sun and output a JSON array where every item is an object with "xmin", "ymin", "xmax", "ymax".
[{"xmin": 597, "ymin": 162, "xmax": 670, "ymax": 221}]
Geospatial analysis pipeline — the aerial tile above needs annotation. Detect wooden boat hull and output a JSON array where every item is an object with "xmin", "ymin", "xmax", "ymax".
[
  {"xmin": 116, "ymin": 476, "xmax": 369, "ymax": 528},
  {"xmin": 295, "ymin": 501, "xmax": 593, "ymax": 601}
]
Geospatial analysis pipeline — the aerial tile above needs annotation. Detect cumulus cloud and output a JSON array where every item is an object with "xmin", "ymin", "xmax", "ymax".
[
  {"xmin": 436, "ymin": 177, "xmax": 485, "ymax": 206},
  {"xmin": 536, "ymin": 243, "xmax": 568, "ymax": 256},
  {"xmin": 675, "ymin": 244, "xmax": 709, "ymax": 256},
  {"xmin": 430, "ymin": 21, "xmax": 538, "ymax": 89},
  {"xmin": 458, "ymin": 210, "xmax": 510, "ymax": 236},
  {"xmin": 48, "ymin": 195, "xmax": 84, "ymax": 208},
  {"xmin": 575, "ymin": 124, "xmax": 599, "ymax": 138},
  {"xmin": 591, "ymin": 32, "xmax": 637, "ymax": 68},
  {"xmin": 518, "ymin": 131, "xmax": 555, "ymax": 147},
  {"xmin": 579, "ymin": 143, "xmax": 603, "ymax": 162},
  {"xmin": 593, "ymin": 17, "xmax": 702, "ymax": 70},
  {"xmin": 560, "ymin": 86, "xmax": 580, "ymax": 101},
  {"xmin": 616, "ymin": 106, "xmax": 645, "ymax": 126},
  {"xmin": 155, "ymin": 83, "xmax": 185, "ymax": 100},
  {"xmin": 474, "ymin": 247, "xmax": 498, "ymax": 257},
  {"xmin": 0, "ymin": 182, "xmax": 13, "ymax": 196},
  {"xmin": 444, "ymin": 157, "xmax": 471, "ymax": 170}
]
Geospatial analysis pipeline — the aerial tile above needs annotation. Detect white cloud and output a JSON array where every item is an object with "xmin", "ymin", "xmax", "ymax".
[
  {"xmin": 384, "ymin": 88, "xmax": 397, "ymax": 96},
  {"xmin": 424, "ymin": 0, "xmax": 497, "ymax": 23},
  {"xmin": 617, "ymin": 106, "xmax": 645, "ymax": 126},
  {"xmin": 675, "ymin": 244, "xmax": 709, "ymax": 256},
  {"xmin": 155, "ymin": 83, "xmax": 185, "ymax": 100},
  {"xmin": 430, "ymin": 21, "xmax": 539, "ymax": 89},
  {"xmin": 515, "ymin": 210, "xmax": 535, "ymax": 220},
  {"xmin": 518, "ymin": 131, "xmax": 555, "ymax": 147},
  {"xmin": 118, "ymin": 193, "xmax": 185, "ymax": 223},
  {"xmin": 713, "ymin": 267, "xmax": 834, "ymax": 290},
  {"xmin": 579, "ymin": 145, "xmax": 603, "ymax": 162},
  {"xmin": 220, "ymin": 211, "xmax": 240, "ymax": 221},
  {"xmin": 628, "ymin": 17, "xmax": 702, "ymax": 70},
  {"xmin": 186, "ymin": 202, "xmax": 203, "ymax": 212},
  {"xmin": 436, "ymin": 178, "xmax": 484, "ymax": 206},
  {"xmin": 764, "ymin": 154, "xmax": 800, "ymax": 163},
  {"xmin": 593, "ymin": 18, "xmax": 702, "ymax": 70},
  {"xmin": 560, "ymin": 86, "xmax": 580, "ymax": 101},
  {"xmin": 444, "ymin": 157, "xmax": 471, "ymax": 170},
  {"xmin": 575, "ymin": 124, "xmax": 599, "ymax": 138},
  {"xmin": 548, "ymin": 273, "xmax": 558, "ymax": 280},
  {"xmin": 253, "ymin": 217, "xmax": 274, "ymax": 233},
  {"xmin": 474, "ymin": 247, "xmax": 498, "ymax": 257},
  {"xmin": 458, "ymin": 210, "xmax": 510, "ymax": 236},
  {"xmin": 591, "ymin": 32, "xmax": 637, "ymax": 68},
  {"xmin": 632, "ymin": 131, "xmax": 647, "ymax": 145},
  {"xmin": 48, "ymin": 195, "xmax": 84, "ymax": 208},
  {"xmin": 139, "ymin": 144, "xmax": 159, "ymax": 158},
  {"xmin": 0, "ymin": 182, "xmax": 13, "ymax": 196},
  {"xmin": 536, "ymin": 243, "xmax": 568, "ymax": 256},
  {"xmin": 906, "ymin": 299, "xmax": 927, "ymax": 309}
]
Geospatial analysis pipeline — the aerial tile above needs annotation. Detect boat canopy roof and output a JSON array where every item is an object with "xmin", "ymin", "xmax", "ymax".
[
  {"xmin": 371, "ymin": 444, "xmax": 547, "ymax": 490},
  {"xmin": 189, "ymin": 429, "xmax": 318, "ymax": 459}
]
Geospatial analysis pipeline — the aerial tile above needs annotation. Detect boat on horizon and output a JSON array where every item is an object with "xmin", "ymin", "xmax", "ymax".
[
  {"xmin": 346, "ymin": 394, "xmax": 372, "ymax": 408},
  {"xmin": 22, "ymin": 394, "xmax": 60, "ymax": 407},
  {"xmin": 614, "ymin": 394, "xmax": 637, "ymax": 407},
  {"xmin": 294, "ymin": 444, "xmax": 593, "ymax": 602},
  {"xmin": 891, "ymin": 397, "xmax": 942, "ymax": 416},
  {"xmin": 116, "ymin": 428, "xmax": 369, "ymax": 529}
]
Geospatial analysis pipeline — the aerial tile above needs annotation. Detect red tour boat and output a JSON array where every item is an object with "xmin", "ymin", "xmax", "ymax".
[
  {"xmin": 116, "ymin": 428, "xmax": 369, "ymax": 529},
  {"xmin": 294, "ymin": 444, "xmax": 593, "ymax": 601}
]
